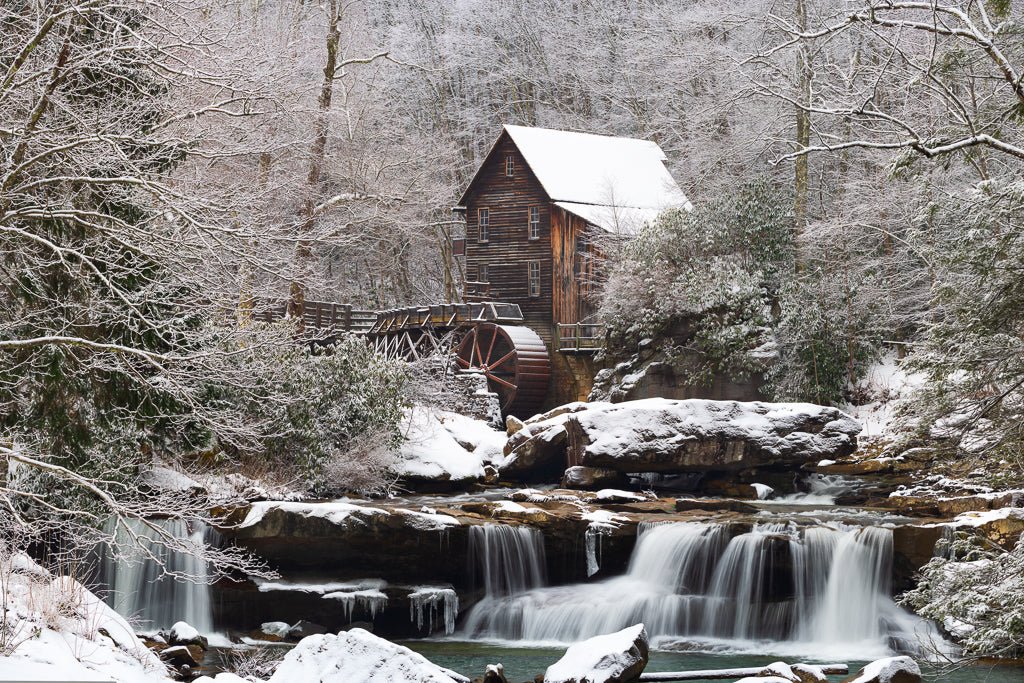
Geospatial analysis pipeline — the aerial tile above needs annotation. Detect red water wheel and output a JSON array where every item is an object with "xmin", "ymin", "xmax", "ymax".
[{"xmin": 455, "ymin": 323, "xmax": 550, "ymax": 417}]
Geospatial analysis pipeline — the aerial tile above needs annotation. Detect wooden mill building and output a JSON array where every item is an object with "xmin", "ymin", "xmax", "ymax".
[{"xmin": 453, "ymin": 125, "xmax": 691, "ymax": 406}]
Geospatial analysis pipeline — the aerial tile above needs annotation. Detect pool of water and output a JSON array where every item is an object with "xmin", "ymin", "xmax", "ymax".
[{"xmin": 400, "ymin": 640, "xmax": 1024, "ymax": 683}]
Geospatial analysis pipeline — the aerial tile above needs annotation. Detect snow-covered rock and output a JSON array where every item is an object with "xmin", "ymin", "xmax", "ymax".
[
  {"xmin": 260, "ymin": 621, "xmax": 292, "ymax": 638},
  {"xmin": 562, "ymin": 465, "xmax": 626, "ymax": 489},
  {"xmin": 267, "ymin": 628, "xmax": 464, "ymax": 683},
  {"xmin": 842, "ymin": 656, "xmax": 921, "ymax": 683},
  {"xmin": 544, "ymin": 623, "xmax": 649, "ymax": 683},
  {"xmin": 0, "ymin": 557, "xmax": 172, "ymax": 683},
  {"xmin": 192, "ymin": 674, "xmax": 253, "ymax": 683},
  {"xmin": 168, "ymin": 620, "xmax": 207, "ymax": 648},
  {"xmin": 397, "ymin": 407, "xmax": 507, "ymax": 485},
  {"xmin": 565, "ymin": 398, "xmax": 861, "ymax": 473}
]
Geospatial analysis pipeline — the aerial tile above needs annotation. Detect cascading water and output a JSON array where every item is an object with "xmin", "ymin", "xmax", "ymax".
[
  {"xmin": 95, "ymin": 518, "xmax": 215, "ymax": 633},
  {"xmin": 460, "ymin": 521, "xmax": 942, "ymax": 658},
  {"xmin": 468, "ymin": 524, "xmax": 547, "ymax": 598}
]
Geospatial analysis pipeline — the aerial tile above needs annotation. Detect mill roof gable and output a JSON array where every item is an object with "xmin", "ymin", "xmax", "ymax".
[{"xmin": 457, "ymin": 124, "xmax": 691, "ymax": 234}]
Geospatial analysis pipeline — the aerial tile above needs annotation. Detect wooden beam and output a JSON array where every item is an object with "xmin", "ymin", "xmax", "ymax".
[{"xmin": 638, "ymin": 665, "xmax": 848, "ymax": 682}]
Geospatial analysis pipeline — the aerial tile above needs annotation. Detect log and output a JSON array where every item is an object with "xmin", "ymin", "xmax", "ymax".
[{"xmin": 638, "ymin": 664, "xmax": 848, "ymax": 682}]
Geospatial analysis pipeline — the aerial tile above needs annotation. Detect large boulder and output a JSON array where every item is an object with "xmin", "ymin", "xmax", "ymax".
[
  {"xmin": 565, "ymin": 399, "xmax": 860, "ymax": 474},
  {"xmin": 267, "ymin": 629, "xmax": 466, "ymax": 683},
  {"xmin": 499, "ymin": 404, "xmax": 591, "ymax": 480},
  {"xmin": 840, "ymin": 657, "xmax": 921, "ymax": 683},
  {"xmin": 544, "ymin": 623, "xmax": 649, "ymax": 683}
]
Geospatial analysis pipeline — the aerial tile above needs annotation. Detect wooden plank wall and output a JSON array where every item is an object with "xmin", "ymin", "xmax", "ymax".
[
  {"xmin": 463, "ymin": 133, "xmax": 554, "ymax": 345},
  {"xmin": 552, "ymin": 208, "xmax": 602, "ymax": 327}
]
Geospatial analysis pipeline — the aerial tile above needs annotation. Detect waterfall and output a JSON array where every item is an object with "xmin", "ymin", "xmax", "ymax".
[
  {"xmin": 469, "ymin": 524, "xmax": 547, "ymax": 598},
  {"xmin": 95, "ymin": 518, "xmax": 214, "ymax": 633},
  {"xmin": 460, "ymin": 521, "xmax": 939, "ymax": 658}
]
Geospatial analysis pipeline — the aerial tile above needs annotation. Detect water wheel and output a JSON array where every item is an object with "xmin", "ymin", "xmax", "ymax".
[{"xmin": 455, "ymin": 323, "xmax": 550, "ymax": 417}]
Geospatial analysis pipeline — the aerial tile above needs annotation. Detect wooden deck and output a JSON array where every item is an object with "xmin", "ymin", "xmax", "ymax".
[{"xmin": 555, "ymin": 322, "xmax": 605, "ymax": 352}]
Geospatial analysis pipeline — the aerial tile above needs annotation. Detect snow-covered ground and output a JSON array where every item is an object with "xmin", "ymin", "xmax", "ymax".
[
  {"xmin": 843, "ymin": 354, "xmax": 925, "ymax": 439},
  {"xmin": 0, "ymin": 554, "xmax": 173, "ymax": 683}
]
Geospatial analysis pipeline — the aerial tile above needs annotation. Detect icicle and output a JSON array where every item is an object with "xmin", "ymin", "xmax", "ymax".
[{"xmin": 408, "ymin": 587, "xmax": 459, "ymax": 635}]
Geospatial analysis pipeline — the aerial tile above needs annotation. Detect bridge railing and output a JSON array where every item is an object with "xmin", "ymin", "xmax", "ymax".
[
  {"xmin": 257, "ymin": 300, "xmax": 376, "ymax": 335},
  {"xmin": 556, "ymin": 322, "xmax": 606, "ymax": 352}
]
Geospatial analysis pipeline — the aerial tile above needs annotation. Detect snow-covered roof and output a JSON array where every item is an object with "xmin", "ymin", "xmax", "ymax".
[{"xmin": 459, "ymin": 125, "xmax": 692, "ymax": 234}]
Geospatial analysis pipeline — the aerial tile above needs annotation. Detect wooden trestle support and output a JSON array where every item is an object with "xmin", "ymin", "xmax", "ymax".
[{"xmin": 257, "ymin": 299, "xmax": 552, "ymax": 417}]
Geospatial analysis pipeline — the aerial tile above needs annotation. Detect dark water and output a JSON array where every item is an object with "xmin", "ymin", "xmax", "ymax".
[{"xmin": 400, "ymin": 640, "xmax": 1024, "ymax": 683}]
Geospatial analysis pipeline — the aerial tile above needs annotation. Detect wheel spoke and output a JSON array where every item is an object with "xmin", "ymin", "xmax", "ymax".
[
  {"xmin": 455, "ymin": 356, "xmax": 471, "ymax": 368},
  {"xmin": 488, "ymin": 349, "xmax": 516, "ymax": 371},
  {"xmin": 486, "ymin": 373, "xmax": 517, "ymax": 391},
  {"xmin": 485, "ymin": 327, "xmax": 498, "ymax": 364}
]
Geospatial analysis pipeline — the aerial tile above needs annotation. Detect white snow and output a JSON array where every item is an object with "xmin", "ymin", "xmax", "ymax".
[
  {"xmin": 752, "ymin": 483, "xmax": 775, "ymax": 500},
  {"xmin": 927, "ymin": 507, "xmax": 1024, "ymax": 528},
  {"xmin": 261, "ymin": 621, "xmax": 291, "ymax": 638},
  {"xmin": 143, "ymin": 464, "xmax": 204, "ymax": 493},
  {"xmin": 581, "ymin": 509, "xmax": 627, "ymax": 530},
  {"xmin": 544, "ymin": 623, "xmax": 648, "ymax": 683},
  {"xmin": 169, "ymin": 620, "xmax": 200, "ymax": 643},
  {"xmin": 0, "ymin": 556, "xmax": 172, "ymax": 683},
  {"xmin": 842, "ymin": 354, "xmax": 926, "ymax": 439},
  {"xmin": 398, "ymin": 407, "xmax": 506, "ymax": 482},
  {"xmin": 595, "ymin": 489, "xmax": 647, "ymax": 502},
  {"xmin": 257, "ymin": 578, "xmax": 386, "ymax": 594},
  {"xmin": 240, "ymin": 501, "xmax": 388, "ymax": 528},
  {"xmin": 847, "ymin": 656, "xmax": 921, "ymax": 683},
  {"xmin": 193, "ymin": 674, "xmax": 252, "ymax": 683},
  {"xmin": 393, "ymin": 508, "xmax": 463, "ymax": 530},
  {"xmin": 267, "ymin": 628, "xmax": 461, "ymax": 683},
  {"xmin": 500, "ymin": 125, "xmax": 692, "ymax": 234},
  {"xmin": 569, "ymin": 398, "xmax": 860, "ymax": 465},
  {"xmin": 817, "ymin": 459, "xmax": 836, "ymax": 467}
]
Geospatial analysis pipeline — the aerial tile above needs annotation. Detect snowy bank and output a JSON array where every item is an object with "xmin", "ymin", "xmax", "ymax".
[
  {"xmin": 0, "ymin": 554, "xmax": 172, "ymax": 683},
  {"xmin": 397, "ymin": 407, "xmax": 507, "ymax": 484}
]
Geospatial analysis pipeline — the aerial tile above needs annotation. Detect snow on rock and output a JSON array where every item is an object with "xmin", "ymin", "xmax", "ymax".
[
  {"xmin": 752, "ymin": 483, "xmax": 775, "ymax": 500},
  {"xmin": 565, "ymin": 398, "xmax": 861, "ymax": 473},
  {"xmin": 260, "ymin": 621, "xmax": 291, "ymax": 638},
  {"xmin": 544, "ymin": 623, "xmax": 649, "ymax": 683},
  {"xmin": 594, "ymin": 489, "xmax": 647, "ymax": 503},
  {"xmin": 844, "ymin": 656, "xmax": 921, "ymax": 683},
  {"xmin": 240, "ymin": 501, "xmax": 388, "ymax": 528},
  {"xmin": 580, "ymin": 510, "xmax": 627, "ymax": 577},
  {"xmin": 0, "ymin": 559, "xmax": 172, "ymax": 683},
  {"xmin": 267, "ymin": 628, "xmax": 463, "ymax": 683},
  {"xmin": 397, "ymin": 407, "xmax": 507, "ymax": 483},
  {"xmin": 192, "ymin": 674, "xmax": 253, "ymax": 683},
  {"xmin": 168, "ymin": 620, "xmax": 205, "ymax": 647},
  {"xmin": 394, "ymin": 508, "xmax": 463, "ymax": 530}
]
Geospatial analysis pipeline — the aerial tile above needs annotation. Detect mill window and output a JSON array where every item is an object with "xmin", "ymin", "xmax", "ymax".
[
  {"xmin": 479, "ymin": 263, "xmax": 489, "ymax": 283},
  {"xmin": 529, "ymin": 206, "xmax": 541, "ymax": 240},
  {"xmin": 528, "ymin": 260, "xmax": 541, "ymax": 297},
  {"xmin": 478, "ymin": 208, "xmax": 489, "ymax": 243},
  {"xmin": 506, "ymin": 155, "xmax": 515, "ymax": 177}
]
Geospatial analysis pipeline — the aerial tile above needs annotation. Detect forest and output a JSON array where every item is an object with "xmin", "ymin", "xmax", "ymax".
[{"xmin": 3, "ymin": 1, "xmax": 1024, "ymax": 682}]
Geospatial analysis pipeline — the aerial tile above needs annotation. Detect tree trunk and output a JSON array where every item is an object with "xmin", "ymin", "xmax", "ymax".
[
  {"xmin": 287, "ymin": 0, "xmax": 341, "ymax": 331},
  {"xmin": 793, "ymin": 0, "xmax": 812, "ymax": 271}
]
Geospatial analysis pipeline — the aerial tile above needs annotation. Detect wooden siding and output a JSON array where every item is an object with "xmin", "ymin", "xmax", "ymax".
[
  {"xmin": 551, "ymin": 207, "xmax": 601, "ymax": 327},
  {"xmin": 464, "ymin": 133, "xmax": 554, "ymax": 345}
]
